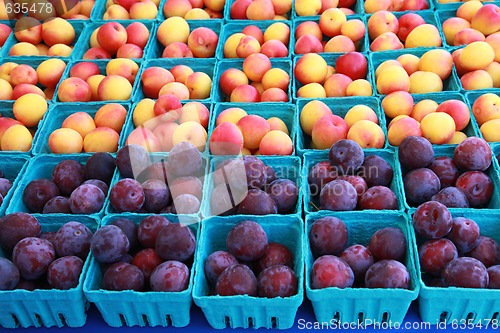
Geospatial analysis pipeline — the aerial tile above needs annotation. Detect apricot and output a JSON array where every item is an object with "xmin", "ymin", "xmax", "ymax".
[
  {"xmin": 347, "ymin": 120, "xmax": 385, "ymax": 148},
  {"xmin": 83, "ymin": 127, "xmax": 120, "ymax": 152},
  {"xmin": 259, "ymin": 130, "xmax": 293, "ymax": 155},
  {"xmin": 48, "ymin": 128, "xmax": 83, "ymax": 153},
  {"xmin": 62, "ymin": 112, "xmax": 96, "ymax": 138},
  {"xmin": 94, "ymin": 104, "xmax": 128, "ymax": 132},
  {"xmin": 420, "ymin": 113, "xmax": 456, "ymax": 144},
  {"xmin": 1, "ymin": 124, "xmax": 32, "ymax": 152},
  {"xmin": 344, "ymin": 105, "xmax": 378, "ymax": 129},
  {"xmin": 13, "ymin": 93, "xmax": 48, "ymax": 127}
]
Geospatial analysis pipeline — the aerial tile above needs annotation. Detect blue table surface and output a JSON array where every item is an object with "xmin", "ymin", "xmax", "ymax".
[{"xmin": 12, "ymin": 300, "xmax": 497, "ymax": 332}]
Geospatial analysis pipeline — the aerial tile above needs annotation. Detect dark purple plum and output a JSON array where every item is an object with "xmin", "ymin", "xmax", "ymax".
[
  {"xmin": 172, "ymin": 194, "xmax": 200, "ymax": 214},
  {"xmin": 54, "ymin": 221, "xmax": 93, "ymax": 258},
  {"xmin": 85, "ymin": 152, "xmax": 115, "ymax": 184},
  {"xmin": 69, "ymin": 184, "xmax": 105, "ymax": 214},
  {"xmin": 52, "ymin": 160, "xmax": 85, "ymax": 196},
  {"xmin": 339, "ymin": 245, "xmax": 374, "ymax": 281},
  {"xmin": 109, "ymin": 178, "xmax": 145, "ymax": 212},
  {"xmin": 319, "ymin": 179, "xmax": 358, "ymax": 211},
  {"xmin": 90, "ymin": 225, "xmax": 130, "ymax": 264},
  {"xmin": 82, "ymin": 179, "xmax": 109, "ymax": 195},
  {"xmin": 309, "ymin": 217, "xmax": 348, "ymax": 257},
  {"xmin": 167, "ymin": 142, "xmax": 203, "ymax": 178},
  {"xmin": 404, "ymin": 168, "xmax": 441, "ymax": 206},
  {"xmin": 442, "ymin": 257, "xmax": 488, "ymax": 288},
  {"xmin": 365, "ymin": 260, "xmax": 410, "ymax": 289},
  {"xmin": 42, "ymin": 196, "xmax": 72, "ymax": 214},
  {"xmin": 0, "ymin": 178, "xmax": 12, "ymax": 197},
  {"xmin": 258, "ymin": 265, "xmax": 297, "ymax": 298},
  {"xmin": 0, "ymin": 212, "xmax": 41, "ymax": 252},
  {"xmin": 111, "ymin": 218, "xmax": 139, "ymax": 252},
  {"xmin": 226, "ymin": 221, "xmax": 268, "ymax": 261},
  {"xmin": 204, "ymin": 251, "xmax": 239, "ymax": 285},
  {"xmin": 103, "ymin": 262, "xmax": 144, "ymax": 291},
  {"xmin": 137, "ymin": 162, "xmax": 168, "ymax": 183},
  {"xmin": 264, "ymin": 165, "xmax": 277, "ymax": 185},
  {"xmin": 446, "ymin": 217, "xmax": 480, "ymax": 253},
  {"xmin": 256, "ymin": 242, "xmax": 294, "ymax": 273},
  {"xmin": 413, "ymin": 201, "xmax": 452, "ymax": 239},
  {"xmin": 311, "ymin": 255, "xmax": 354, "ymax": 289},
  {"xmin": 225, "ymin": 156, "xmax": 267, "ymax": 190},
  {"xmin": 0, "ymin": 258, "xmax": 20, "ymax": 290},
  {"xmin": 398, "ymin": 136, "xmax": 434, "ymax": 171},
  {"xmin": 141, "ymin": 179, "xmax": 171, "ymax": 213},
  {"xmin": 338, "ymin": 175, "xmax": 368, "ymax": 199},
  {"xmin": 23, "ymin": 179, "xmax": 60, "ymax": 213},
  {"xmin": 419, "ymin": 239, "xmax": 458, "ymax": 275},
  {"xmin": 215, "ymin": 264, "xmax": 257, "ymax": 296},
  {"xmin": 328, "ymin": 140, "xmax": 364, "ymax": 175},
  {"xmin": 150, "ymin": 260, "xmax": 190, "ymax": 292},
  {"xmin": 212, "ymin": 159, "xmax": 233, "ymax": 187},
  {"xmin": 131, "ymin": 248, "xmax": 164, "ymax": 281},
  {"xmin": 47, "ymin": 256, "xmax": 83, "ymax": 290},
  {"xmin": 265, "ymin": 179, "xmax": 298, "ymax": 214},
  {"xmin": 454, "ymin": 137, "xmax": 492, "ymax": 171},
  {"xmin": 428, "ymin": 157, "xmax": 459, "ymax": 188},
  {"xmin": 155, "ymin": 223, "xmax": 196, "ymax": 262},
  {"xmin": 137, "ymin": 215, "xmax": 171, "ymax": 248},
  {"xmin": 40, "ymin": 232, "xmax": 57, "ymax": 248},
  {"xmin": 359, "ymin": 186, "xmax": 398, "ymax": 210},
  {"xmin": 13, "ymin": 237, "xmax": 55, "ymax": 280},
  {"xmin": 359, "ymin": 155, "xmax": 393, "ymax": 188},
  {"xmin": 115, "ymin": 145, "xmax": 149, "ymax": 178},
  {"xmin": 308, "ymin": 161, "xmax": 339, "ymax": 196},
  {"xmin": 369, "ymin": 227, "xmax": 406, "ymax": 262},
  {"xmin": 237, "ymin": 189, "xmax": 278, "ymax": 215},
  {"xmin": 169, "ymin": 176, "xmax": 202, "ymax": 200},
  {"xmin": 466, "ymin": 236, "xmax": 500, "ymax": 267},
  {"xmin": 431, "ymin": 187, "xmax": 469, "ymax": 208},
  {"xmin": 487, "ymin": 265, "xmax": 500, "ymax": 289},
  {"xmin": 455, "ymin": 171, "xmax": 493, "ymax": 208},
  {"xmin": 210, "ymin": 183, "xmax": 239, "ymax": 216}
]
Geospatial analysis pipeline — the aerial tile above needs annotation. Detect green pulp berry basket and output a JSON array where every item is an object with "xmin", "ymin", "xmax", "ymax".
[
  {"xmin": 33, "ymin": 102, "xmax": 131, "ymax": 155},
  {"xmin": 305, "ymin": 211, "xmax": 420, "ymax": 326},
  {"xmin": 302, "ymin": 148, "xmax": 405, "ymax": 214},
  {"xmin": 5, "ymin": 153, "xmax": 115, "ymax": 217},
  {"xmin": 83, "ymin": 213, "xmax": 200, "ymax": 327},
  {"xmin": 383, "ymin": 92, "xmax": 481, "ymax": 150},
  {"xmin": 201, "ymin": 155, "xmax": 302, "ymax": 218},
  {"xmin": 399, "ymin": 145, "xmax": 500, "ymax": 211},
  {"xmin": 295, "ymin": 96, "xmax": 389, "ymax": 155},
  {"xmin": 0, "ymin": 214, "xmax": 99, "ymax": 328},
  {"xmin": 412, "ymin": 210, "xmax": 500, "ymax": 325},
  {"xmin": 0, "ymin": 154, "xmax": 30, "ymax": 216},
  {"xmin": 193, "ymin": 214, "xmax": 305, "ymax": 329},
  {"xmin": 208, "ymin": 102, "xmax": 297, "ymax": 156}
]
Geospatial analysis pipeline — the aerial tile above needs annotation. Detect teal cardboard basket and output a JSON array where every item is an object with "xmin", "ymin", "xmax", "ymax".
[
  {"xmin": 366, "ymin": 10, "xmax": 443, "ymax": 52},
  {"xmin": 0, "ymin": 154, "xmax": 29, "ymax": 215},
  {"xmin": 370, "ymin": 49, "xmax": 462, "ymax": 96},
  {"xmin": 219, "ymin": 21, "xmax": 294, "ymax": 59},
  {"xmin": 208, "ymin": 102, "xmax": 297, "ymax": 155},
  {"xmin": 305, "ymin": 211, "xmax": 420, "ymax": 326},
  {"xmin": 0, "ymin": 57, "xmax": 69, "ymax": 99},
  {"xmin": 105, "ymin": 152, "xmax": 209, "ymax": 215},
  {"xmin": 292, "ymin": 15, "xmax": 368, "ymax": 56},
  {"xmin": 121, "ymin": 101, "xmax": 213, "ymax": 153},
  {"xmin": 33, "ymin": 102, "xmax": 131, "ymax": 155},
  {"xmin": 399, "ymin": 145, "xmax": 500, "ymax": 211},
  {"xmin": 295, "ymin": 97, "xmax": 389, "ymax": 155},
  {"xmin": 213, "ymin": 58, "xmax": 292, "ymax": 102},
  {"xmin": 0, "ymin": 100, "xmax": 50, "ymax": 156},
  {"xmin": 133, "ymin": 58, "xmax": 216, "ymax": 103},
  {"xmin": 0, "ymin": 214, "xmax": 99, "ymax": 328},
  {"xmin": 302, "ymin": 148, "xmax": 405, "ymax": 214},
  {"xmin": 53, "ymin": 59, "xmax": 143, "ymax": 104},
  {"xmin": 201, "ymin": 155, "xmax": 302, "ymax": 218},
  {"xmin": 71, "ymin": 20, "xmax": 156, "ymax": 60},
  {"xmin": 193, "ymin": 215, "xmax": 304, "ymax": 329},
  {"xmin": 292, "ymin": 52, "xmax": 375, "ymax": 100},
  {"xmin": 412, "ymin": 210, "xmax": 500, "ymax": 325},
  {"xmin": 83, "ymin": 213, "xmax": 200, "ymax": 327},
  {"xmin": 5, "ymin": 154, "xmax": 115, "ymax": 217},
  {"xmin": 1, "ymin": 20, "xmax": 86, "ymax": 60},
  {"xmin": 382, "ymin": 92, "xmax": 482, "ymax": 150},
  {"xmin": 146, "ymin": 20, "xmax": 222, "ymax": 59}
]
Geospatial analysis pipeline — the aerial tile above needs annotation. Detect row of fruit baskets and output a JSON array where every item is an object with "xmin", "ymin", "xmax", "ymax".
[{"xmin": 1, "ymin": 0, "xmax": 500, "ymax": 330}]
